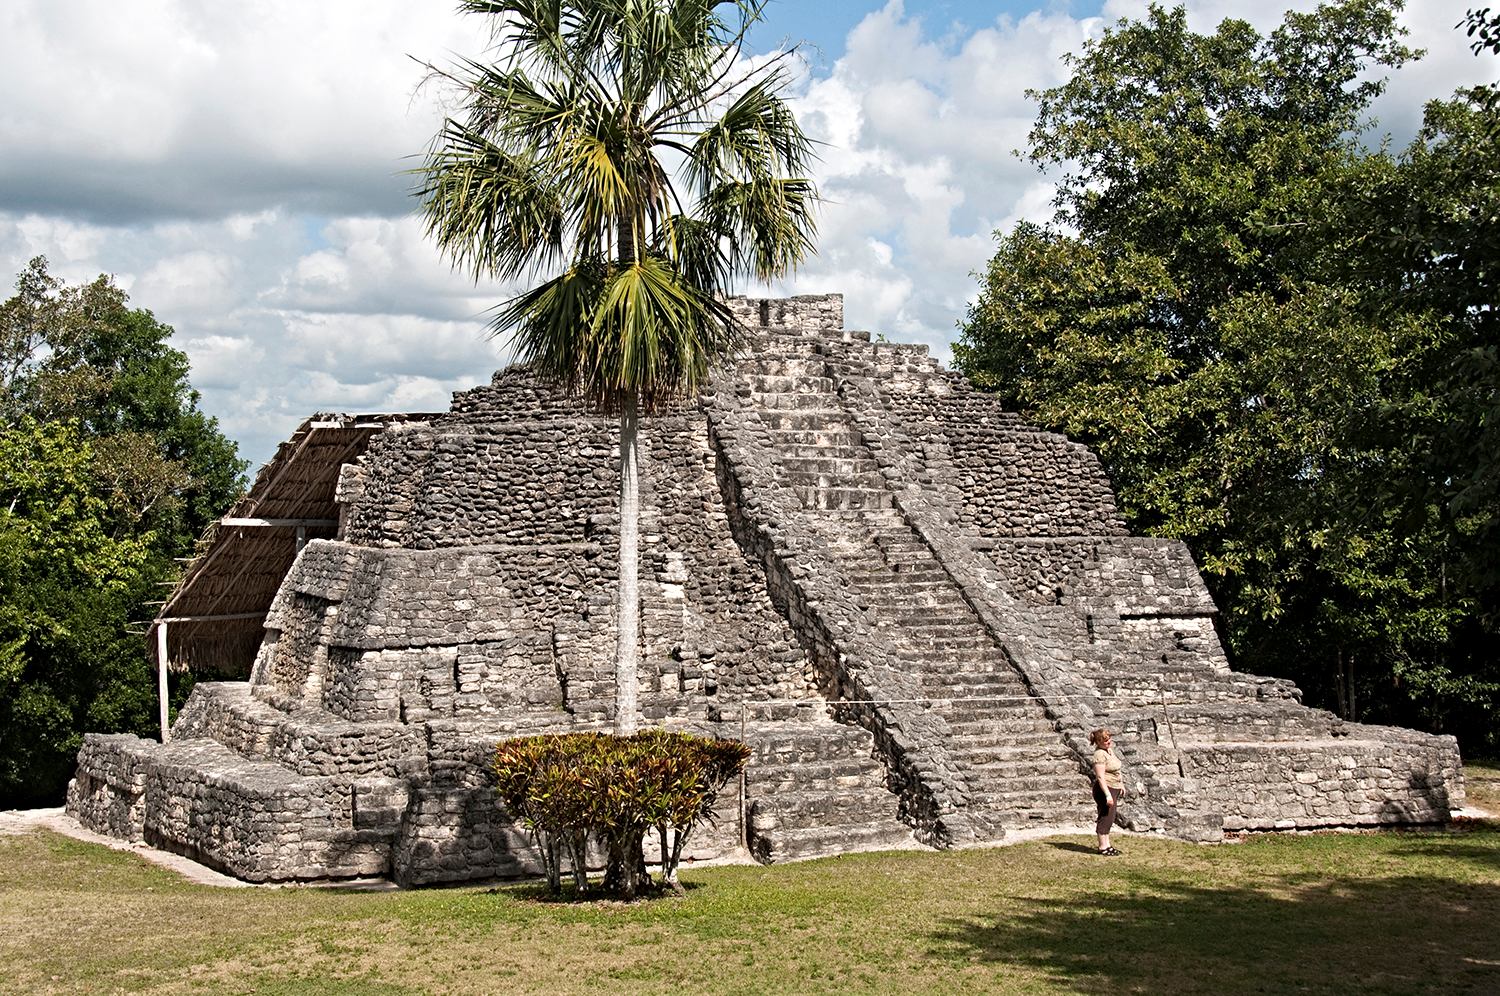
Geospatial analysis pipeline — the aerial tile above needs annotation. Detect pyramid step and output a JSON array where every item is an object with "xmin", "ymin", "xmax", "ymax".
[
  {"xmin": 749, "ymin": 784, "xmax": 900, "ymax": 824},
  {"xmin": 743, "ymin": 722, "xmax": 876, "ymax": 764},
  {"xmin": 875, "ymin": 609, "xmax": 974, "ymax": 625},
  {"xmin": 990, "ymin": 802, "xmax": 1098, "ymax": 827},
  {"xmin": 865, "ymin": 595, "xmax": 964, "ymax": 613},
  {"xmin": 783, "ymin": 471, "xmax": 888, "ymax": 492},
  {"xmin": 746, "ymin": 373, "xmax": 836, "ymax": 394},
  {"xmin": 779, "ymin": 455, "xmax": 881, "ymax": 475},
  {"xmin": 793, "ymin": 486, "xmax": 894, "ymax": 511},
  {"xmin": 952, "ymin": 740, "xmax": 1081, "ymax": 764},
  {"xmin": 740, "ymin": 358, "xmax": 829, "ymax": 378},
  {"xmin": 844, "ymin": 565, "xmax": 949, "ymax": 581},
  {"xmin": 749, "ymin": 822, "xmax": 917, "ymax": 864},
  {"xmin": 172, "ymin": 683, "xmax": 422, "ymax": 778},
  {"xmin": 760, "ymin": 431, "xmax": 863, "ymax": 449},
  {"xmin": 778, "ymin": 442, "xmax": 867, "ymax": 460},
  {"xmin": 959, "ymin": 755, "xmax": 1084, "ymax": 780},
  {"xmin": 849, "ymin": 571, "xmax": 949, "ymax": 588},
  {"xmin": 759, "ymin": 411, "xmax": 850, "ymax": 430},
  {"xmin": 746, "ymin": 759, "xmax": 884, "ymax": 788},
  {"xmin": 88, "ymin": 736, "xmax": 403, "ymax": 882},
  {"xmin": 920, "ymin": 667, "xmax": 1028, "ymax": 687},
  {"xmin": 980, "ymin": 787, "xmax": 1095, "ymax": 816},
  {"xmin": 965, "ymin": 770, "xmax": 1088, "ymax": 796},
  {"xmin": 753, "ymin": 391, "xmax": 842, "ymax": 411},
  {"xmin": 919, "ymin": 681, "xmax": 1033, "ymax": 701},
  {"xmin": 873, "ymin": 621, "xmax": 982, "ymax": 639},
  {"xmin": 937, "ymin": 704, "xmax": 1054, "ymax": 725},
  {"xmin": 948, "ymin": 720, "xmax": 1064, "ymax": 740},
  {"xmin": 910, "ymin": 642, "xmax": 1007, "ymax": 659}
]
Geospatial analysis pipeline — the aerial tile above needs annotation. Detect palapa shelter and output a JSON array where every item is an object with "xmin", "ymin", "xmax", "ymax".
[{"xmin": 149, "ymin": 413, "xmax": 430, "ymax": 735}]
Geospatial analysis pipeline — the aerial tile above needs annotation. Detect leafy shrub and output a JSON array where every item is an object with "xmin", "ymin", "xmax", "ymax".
[{"xmin": 493, "ymin": 730, "xmax": 750, "ymax": 898}]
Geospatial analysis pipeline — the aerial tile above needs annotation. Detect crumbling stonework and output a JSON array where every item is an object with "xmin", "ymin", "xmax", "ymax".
[{"xmin": 68, "ymin": 294, "xmax": 1464, "ymax": 882}]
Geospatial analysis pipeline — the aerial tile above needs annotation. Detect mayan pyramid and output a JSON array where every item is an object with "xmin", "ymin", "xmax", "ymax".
[{"xmin": 67, "ymin": 295, "xmax": 1464, "ymax": 884}]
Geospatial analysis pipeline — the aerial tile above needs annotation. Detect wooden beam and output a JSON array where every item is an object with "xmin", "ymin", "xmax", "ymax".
[
  {"xmin": 220, "ymin": 517, "xmax": 338, "ymax": 528},
  {"xmin": 154, "ymin": 612, "xmax": 266, "ymax": 624},
  {"xmin": 157, "ymin": 417, "xmax": 336, "ymax": 619}
]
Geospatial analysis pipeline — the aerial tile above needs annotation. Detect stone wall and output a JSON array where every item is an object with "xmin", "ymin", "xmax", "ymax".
[
  {"xmin": 67, "ymin": 292, "xmax": 1464, "ymax": 885},
  {"xmin": 1182, "ymin": 733, "xmax": 1463, "ymax": 830},
  {"xmin": 66, "ymin": 735, "xmax": 162, "ymax": 840}
]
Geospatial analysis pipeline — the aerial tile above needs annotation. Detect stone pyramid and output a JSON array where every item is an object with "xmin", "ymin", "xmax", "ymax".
[{"xmin": 68, "ymin": 295, "xmax": 1464, "ymax": 884}]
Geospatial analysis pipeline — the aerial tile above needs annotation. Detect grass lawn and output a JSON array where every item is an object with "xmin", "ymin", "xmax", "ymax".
[{"xmin": 2, "ymin": 766, "xmax": 1497, "ymax": 996}]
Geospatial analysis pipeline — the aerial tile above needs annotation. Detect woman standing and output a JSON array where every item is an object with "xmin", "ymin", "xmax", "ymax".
[{"xmin": 1090, "ymin": 728, "xmax": 1124, "ymax": 856}]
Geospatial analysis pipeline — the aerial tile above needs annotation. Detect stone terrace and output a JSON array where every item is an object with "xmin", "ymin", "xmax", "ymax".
[{"xmin": 67, "ymin": 294, "xmax": 1464, "ymax": 883}]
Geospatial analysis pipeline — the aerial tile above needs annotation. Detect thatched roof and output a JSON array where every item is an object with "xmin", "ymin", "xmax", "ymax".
[{"xmin": 153, "ymin": 412, "xmax": 432, "ymax": 675}]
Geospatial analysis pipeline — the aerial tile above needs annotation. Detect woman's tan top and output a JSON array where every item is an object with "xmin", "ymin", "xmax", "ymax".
[{"xmin": 1093, "ymin": 747, "xmax": 1123, "ymax": 790}]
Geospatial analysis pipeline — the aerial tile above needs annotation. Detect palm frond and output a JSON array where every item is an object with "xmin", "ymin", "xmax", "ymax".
[
  {"xmin": 414, "ymin": 120, "xmax": 565, "ymax": 281},
  {"xmin": 683, "ymin": 75, "xmax": 814, "ymax": 191},
  {"xmin": 700, "ymin": 177, "xmax": 819, "ymax": 281},
  {"xmin": 590, "ymin": 257, "xmax": 740, "ymax": 410},
  {"xmin": 420, "ymin": 0, "xmax": 813, "ymax": 408}
]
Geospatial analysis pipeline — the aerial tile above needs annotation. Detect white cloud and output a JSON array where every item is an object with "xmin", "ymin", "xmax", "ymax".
[
  {"xmin": 774, "ymin": 5, "xmax": 1112, "ymax": 360},
  {"xmin": 0, "ymin": 0, "xmax": 488, "ymax": 223},
  {"xmin": 0, "ymin": 206, "xmax": 507, "ymax": 468},
  {"xmin": 772, "ymin": 0, "xmax": 1491, "ymax": 364},
  {"xmin": 264, "ymin": 216, "xmax": 507, "ymax": 321},
  {"xmin": 134, "ymin": 251, "xmax": 239, "ymax": 313},
  {"xmin": 182, "ymin": 334, "xmax": 268, "ymax": 392},
  {"xmin": 0, "ymin": 0, "xmax": 1490, "ymax": 470}
]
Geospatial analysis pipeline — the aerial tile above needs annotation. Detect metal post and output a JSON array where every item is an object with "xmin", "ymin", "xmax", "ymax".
[
  {"xmin": 295, "ymin": 525, "xmax": 307, "ymax": 553},
  {"xmin": 156, "ymin": 622, "xmax": 171, "ymax": 743}
]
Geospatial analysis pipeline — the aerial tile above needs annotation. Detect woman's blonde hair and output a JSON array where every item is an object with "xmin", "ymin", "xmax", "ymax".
[{"xmin": 1089, "ymin": 728, "xmax": 1112, "ymax": 748}]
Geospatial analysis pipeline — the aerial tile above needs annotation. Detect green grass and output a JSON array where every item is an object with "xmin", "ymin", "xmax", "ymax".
[{"xmin": 3, "ymin": 771, "xmax": 1498, "ymax": 996}]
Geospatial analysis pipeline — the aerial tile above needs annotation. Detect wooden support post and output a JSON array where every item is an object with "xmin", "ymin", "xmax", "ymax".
[
  {"xmin": 156, "ymin": 622, "xmax": 171, "ymax": 743},
  {"xmin": 295, "ymin": 524, "xmax": 307, "ymax": 553}
]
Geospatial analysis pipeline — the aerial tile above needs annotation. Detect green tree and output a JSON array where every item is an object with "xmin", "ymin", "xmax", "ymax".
[
  {"xmin": 0, "ymin": 259, "xmax": 246, "ymax": 805},
  {"xmin": 416, "ymin": 0, "xmax": 817, "ymax": 733},
  {"xmin": 1, "ymin": 257, "xmax": 245, "ymax": 555},
  {"xmin": 955, "ymin": 1, "xmax": 1499, "ymax": 747},
  {"xmin": 0, "ymin": 419, "xmax": 156, "ymax": 805}
]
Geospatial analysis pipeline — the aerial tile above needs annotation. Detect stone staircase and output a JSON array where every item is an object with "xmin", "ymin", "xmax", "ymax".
[
  {"xmin": 741, "ymin": 719, "xmax": 915, "ymax": 862},
  {"xmin": 731, "ymin": 334, "xmax": 1093, "ymax": 837}
]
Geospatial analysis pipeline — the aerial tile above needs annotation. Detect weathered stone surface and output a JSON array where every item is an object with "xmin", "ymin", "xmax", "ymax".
[{"xmin": 66, "ymin": 293, "xmax": 1463, "ymax": 883}]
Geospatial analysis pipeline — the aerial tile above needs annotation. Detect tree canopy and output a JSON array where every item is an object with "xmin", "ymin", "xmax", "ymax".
[
  {"xmin": 417, "ymin": 0, "xmax": 818, "ymax": 733},
  {"xmin": 955, "ymin": 0, "xmax": 1499, "ymax": 750},
  {"xmin": 0, "ymin": 258, "xmax": 246, "ymax": 806}
]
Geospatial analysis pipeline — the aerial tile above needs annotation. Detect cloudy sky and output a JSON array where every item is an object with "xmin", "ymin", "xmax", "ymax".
[{"xmin": 1, "ymin": 0, "xmax": 1492, "ymax": 469}]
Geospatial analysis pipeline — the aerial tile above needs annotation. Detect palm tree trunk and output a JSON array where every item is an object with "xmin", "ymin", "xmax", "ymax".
[{"xmin": 616, "ymin": 393, "xmax": 640, "ymax": 734}]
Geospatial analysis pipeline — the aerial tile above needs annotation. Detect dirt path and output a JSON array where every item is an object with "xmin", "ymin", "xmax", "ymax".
[{"xmin": 0, "ymin": 808, "xmax": 252, "ymax": 888}]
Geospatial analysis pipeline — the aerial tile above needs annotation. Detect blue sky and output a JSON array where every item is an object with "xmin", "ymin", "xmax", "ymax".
[
  {"xmin": 0, "ymin": 0, "xmax": 1490, "ymax": 468},
  {"xmin": 749, "ymin": 0, "xmax": 1107, "ymax": 54}
]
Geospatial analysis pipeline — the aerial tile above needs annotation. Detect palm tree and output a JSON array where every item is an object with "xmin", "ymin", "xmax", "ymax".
[{"xmin": 416, "ymin": 0, "xmax": 818, "ymax": 733}]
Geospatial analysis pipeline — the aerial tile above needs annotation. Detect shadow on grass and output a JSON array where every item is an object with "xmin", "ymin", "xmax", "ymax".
[
  {"xmin": 498, "ymin": 879, "xmax": 707, "ymax": 904},
  {"xmin": 1046, "ymin": 842, "xmax": 1102, "ymax": 855},
  {"xmin": 1387, "ymin": 837, "xmax": 1500, "ymax": 873},
  {"xmin": 927, "ymin": 869, "xmax": 1500, "ymax": 995}
]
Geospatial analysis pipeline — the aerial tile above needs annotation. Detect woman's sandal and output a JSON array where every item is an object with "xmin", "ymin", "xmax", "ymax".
[{"xmin": 1099, "ymin": 847, "xmax": 1122, "ymax": 856}]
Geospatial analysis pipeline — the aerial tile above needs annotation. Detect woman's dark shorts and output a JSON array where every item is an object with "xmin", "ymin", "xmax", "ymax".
[{"xmin": 1093, "ymin": 782, "xmax": 1123, "ymax": 836}]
